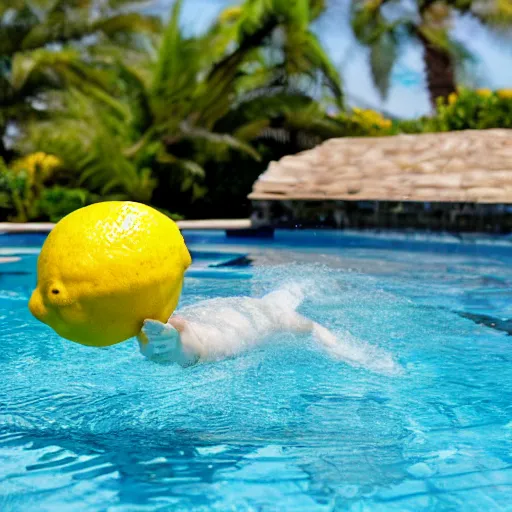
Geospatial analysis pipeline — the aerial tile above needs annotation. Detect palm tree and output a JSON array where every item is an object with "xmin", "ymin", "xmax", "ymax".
[
  {"xmin": 16, "ymin": 0, "xmax": 345, "ymax": 214},
  {"xmin": 0, "ymin": 0, "xmax": 160, "ymax": 159},
  {"xmin": 125, "ymin": 0, "xmax": 344, "ymax": 156},
  {"xmin": 210, "ymin": 0, "xmax": 345, "ymax": 147},
  {"xmin": 349, "ymin": 0, "xmax": 512, "ymax": 108}
]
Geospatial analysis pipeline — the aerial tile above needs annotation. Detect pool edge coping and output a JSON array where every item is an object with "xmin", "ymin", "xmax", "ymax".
[{"xmin": 0, "ymin": 219, "xmax": 252, "ymax": 233}]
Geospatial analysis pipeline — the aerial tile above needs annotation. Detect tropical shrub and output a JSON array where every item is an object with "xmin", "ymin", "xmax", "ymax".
[
  {"xmin": 0, "ymin": 0, "xmax": 161, "ymax": 160},
  {"xmin": 335, "ymin": 108, "xmax": 395, "ymax": 137},
  {"xmin": 0, "ymin": 154, "xmax": 182, "ymax": 222},
  {"xmin": 427, "ymin": 87, "xmax": 512, "ymax": 131},
  {"xmin": 13, "ymin": 0, "xmax": 345, "ymax": 219},
  {"xmin": 0, "ymin": 152, "xmax": 93, "ymax": 222},
  {"xmin": 0, "ymin": 153, "xmax": 64, "ymax": 222},
  {"xmin": 2, "ymin": 1, "xmax": 512, "ymax": 223},
  {"xmin": 18, "ymin": 90, "xmax": 158, "ymax": 203},
  {"xmin": 38, "ymin": 187, "xmax": 89, "ymax": 223}
]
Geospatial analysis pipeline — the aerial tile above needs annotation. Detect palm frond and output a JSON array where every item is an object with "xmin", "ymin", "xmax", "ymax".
[
  {"xmin": 350, "ymin": 0, "xmax": 386, "ymax": 45},
  {"xmin": 369, "ymin": 31, "xmax": 397, "ymax": 99},
  {"xmin": 233, "ymin": 118, "xmax": 271, "ymax": 140},
  {"xmin": 152, "ymin": 0, "xmax": 184, "ymax": 93},
  {"xmin": 18, "ymin": 90, "xmax": 156, "ymax": 202},
  {"xmin": 297, "ymin": 31, "xmax": 343, "ymax": 102},
  {"xmin": 454, "ymin": 0, "xmax": 512, "ymax": 25},
  {"xmin": 179, "ymin": 123, "xmax": 261, "ymax": 161},
  {"xmin": 10, "ymin": 48, "xmax": 81, "ymax": 92},
  {"xmin": 94, "ymin": 13, "xmax": 162, "ymax": 37},
  {"xmin": 275, "ymin": 0, "xmax": 310, "ymax": 30},
  {"xmin": 309, "ymin": 0, "xmax": 326, "ymax": 20}
]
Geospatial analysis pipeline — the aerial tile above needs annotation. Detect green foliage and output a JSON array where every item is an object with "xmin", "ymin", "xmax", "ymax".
[
  {"xmin": 350, "ymin": 0, "xmax": 405, "ymax": 100},
  {"xmin": 349, "ymin": 1, "xmax": 512, "ymax": 106},
  {"xmin": 4, "ymin": 1, "xmax": 511, "ymax": 224},
  {"xmin": 0, "ymin": 161, "xmax": 35, "ymax": 222},
  {"xmin": 369, "ymin": 32, "xmax": 397, "ymax": 100},
  {"xmin": 19, "ymin": 89, "xmax": 157, "ymax": 202},
  {"xmin": 425, "ymin": 88, "xmax": 512, "ymax": 131},
  {"xmin": 0, "ymin": 155, "xmax": 51, "ymax": 222},
  {"xmin": 38, "ymin": 186, "xmax": 88, "ymax": 223},
  {"xmin": 152, "ymin": 208, "xmax": 184, "ymax": 222},
  {"xmin": 1, "ymin": 0, "xmax": 347, "ymax": 221},
  {"xmin": 393, "ymin": 118, "xmax": 427, "ymax": 134},
  {"xmin": 0, "ymin": 154, "xmax": 86, "ymax": 222},
  {"xmin": 334, "ymin": 107, "xmax": 395, "ymax": 137},
  {"xmin": 0, "ymin": 0, "xmax": 161, "ymax": 143}
]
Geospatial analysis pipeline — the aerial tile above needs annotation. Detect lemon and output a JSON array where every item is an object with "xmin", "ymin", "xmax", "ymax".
[{"xmin": 29, "ymin": 202, "xmax": 191, "ymax": 347}]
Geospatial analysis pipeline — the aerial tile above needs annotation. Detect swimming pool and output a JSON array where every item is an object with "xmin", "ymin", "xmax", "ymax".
[{"xmin": 1, "ymin": 230, "xmax": 511, "ymax": 511}]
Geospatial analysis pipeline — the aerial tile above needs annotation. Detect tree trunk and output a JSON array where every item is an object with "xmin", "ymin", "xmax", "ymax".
[{"xmin": 418, "ymin": 32, "xmax": 456, "ymax": 109}]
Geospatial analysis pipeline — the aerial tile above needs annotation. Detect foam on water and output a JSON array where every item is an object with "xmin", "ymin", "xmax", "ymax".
[
  {"xmin": 1, "ymin": 236, "xmax": 512, "ymax": 511},
  {"xmin": 172, "ymin": 278, "xmax": 402, "ymax": 375}
]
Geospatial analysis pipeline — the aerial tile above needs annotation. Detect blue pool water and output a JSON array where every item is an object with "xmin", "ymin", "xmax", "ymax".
[{"xmin": 1, "ymin": 230, "xmax": 512, "ymax": 511}]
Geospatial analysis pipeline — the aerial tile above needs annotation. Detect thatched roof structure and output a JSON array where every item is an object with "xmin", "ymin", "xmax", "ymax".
[{"xmin": 249, "ymin": 129, "xmax": 512, "ymax": 204}]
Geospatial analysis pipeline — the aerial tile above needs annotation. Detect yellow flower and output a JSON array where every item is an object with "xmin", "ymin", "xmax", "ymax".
[
  {"xmin": 13, "ymin": 152, "xmax": 61, "ymax": 182},
  {"xmin": 362, "ymin": 109, "xmax": 380, "ymax": 122},
  {"xmin": 496, "ymin": 89, "xmax": 512, "ymax": 100},
  {"xmin": 448, "ymin": 92, "xmax": 458, "ymax": 105},
  {"xmin": 475, "ymin": 88, "xmax": 492, "ymax": 98},
  {"xmin": 351, "ymin": 108, "xmax": 391, "ymax": 127}
]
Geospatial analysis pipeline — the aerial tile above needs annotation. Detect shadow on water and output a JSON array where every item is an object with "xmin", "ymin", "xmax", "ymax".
[
  {"xmin": 2, "ymin": 233, "xmax": 512, "ymax": 510},
  {"xmin": 0, "ymin": 402, "xmax": 410, "ymax": 510},
  {"xmin": 457, "ymin": 312, "xmax": 512, "ymax": 336},
  {"xmin": 0, "ymin": 428, "xmax": 257, "ymax": 510}
]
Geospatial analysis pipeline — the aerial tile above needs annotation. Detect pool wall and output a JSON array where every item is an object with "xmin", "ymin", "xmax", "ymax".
[{"xmin": 251, "ymin": 200, "xmax": 512, "ymax": 234}]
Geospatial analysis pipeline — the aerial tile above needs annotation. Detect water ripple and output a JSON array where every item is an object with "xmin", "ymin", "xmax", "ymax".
[{"xmin": 1, "ymin": 247, "xmax": 512, "ymax": 510}]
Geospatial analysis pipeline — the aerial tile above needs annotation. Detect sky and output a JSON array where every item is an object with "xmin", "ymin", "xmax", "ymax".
[{"xmin": 151, "ymin": 0, "xmax": 512, "ymax": 119}]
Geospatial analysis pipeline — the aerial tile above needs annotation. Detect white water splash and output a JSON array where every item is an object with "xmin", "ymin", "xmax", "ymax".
[{"xmin": 170, "ymin": 281, "xmax": 403, "ymax": 376}]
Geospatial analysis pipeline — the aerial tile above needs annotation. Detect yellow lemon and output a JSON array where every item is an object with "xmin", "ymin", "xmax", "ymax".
[{"xmin": 29, "ymin": 201, "xmax": 191, "ymax": 347}]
